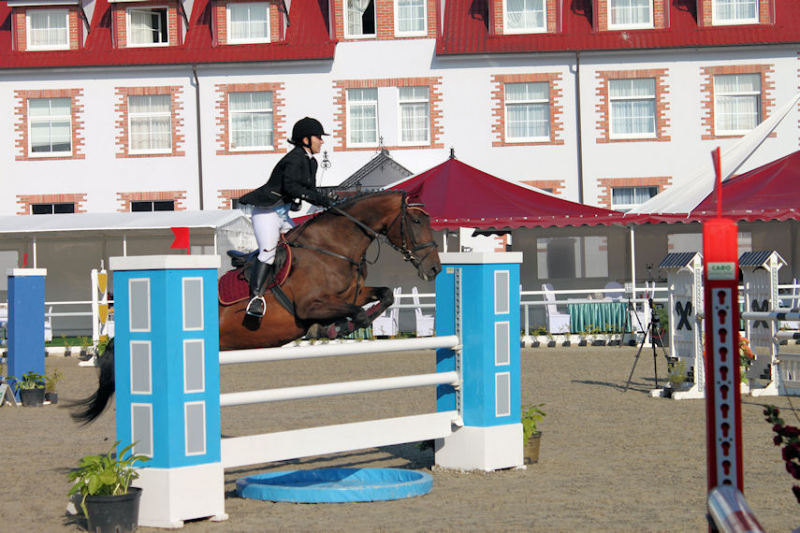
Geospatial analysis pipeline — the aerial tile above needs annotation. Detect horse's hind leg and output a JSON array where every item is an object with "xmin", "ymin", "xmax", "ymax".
[{"xmin": 356, "ymin": 286, "xmax": 394, "ymax": 324}]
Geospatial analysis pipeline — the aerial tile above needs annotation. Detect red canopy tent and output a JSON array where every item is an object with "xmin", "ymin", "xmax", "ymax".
[{"xmin": 388, "ymin": 157, "xmax": 623, "ymax": 230}]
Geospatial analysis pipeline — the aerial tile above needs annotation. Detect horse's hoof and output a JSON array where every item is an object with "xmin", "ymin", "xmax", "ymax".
[{"xmin": 327, "ymin": 325, "xmax": 339, "ymax": 339}]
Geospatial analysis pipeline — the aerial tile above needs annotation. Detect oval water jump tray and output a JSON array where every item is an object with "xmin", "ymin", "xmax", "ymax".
[{"xmin": 236, "ymin": 468, "xmax": 433, "ymax": 503}]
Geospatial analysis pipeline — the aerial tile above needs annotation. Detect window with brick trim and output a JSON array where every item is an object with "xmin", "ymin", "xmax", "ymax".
[
  {"xmin": 608, "ymin": 0, "xmax": 653, "ymax": 29},
  {"xmin": 127, "ymin": 7, "xmax": 169, "ymax": 46},
  {"xmin": 230, "ymin": 91, "xmax": 274, "ymax": 150},
  {"xmin": 129, "ymin": 94, "xmax": 172, "ymax": 154},
  {"xmin": 347, "ymin": 88, "xmax": 379, "ymax": 146},
  {"xmin": 395, "ymin": 0, "xmax": 426, "ymax": 36},
  {"xmin": 609, "ymin": 78, "xmax": 656, "ymax": 139},
  {"xmin": 117, "ymin": 191, "xmax": 186, "ymax": 211},
  {"xmin": 714, "ymin": 73, "xmax": 761, "ymax": 135},
  {"xmin": 504, "ymin": 0, "xmax": 546, "ymax": 34},
  {"xmin": 27, "ymin": 9, "xmax": 69, "ymax": 50},
  {"xmin": 505, "ymin": 82, "xmax": 550, "ymax": 142},
  {"xmin": 713, "ymin": 0, "xmax": 758, "ymax": 24},
  {"xmin": 398, "ymin": 86, "xmax": 430, "ymax": 144},
  {"xmin": 28, "ymin": 97, "xmax": 72, "ymax": 156},
  {"xmin": 227, "ymin": 2, "xmax": 270, "ymax": 43},
  {"xmin": 31, "ymin": 202, "xmax": 75, "ymax": 214},
  {"xmin": 611, "ymin": 185, "xmax": 658, "ymax": 211},
  {"xmin": 345, "ymin": 0, "xmax": 376, "ymax": 38},
  {"xmin": 131, "ymin": 200, "xmax": 175, "ymax": 211}
]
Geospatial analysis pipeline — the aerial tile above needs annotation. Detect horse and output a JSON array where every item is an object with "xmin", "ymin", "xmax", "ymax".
[{"xmin": 71, "ymin": 190, "xmax": 442, "ymax": 424}]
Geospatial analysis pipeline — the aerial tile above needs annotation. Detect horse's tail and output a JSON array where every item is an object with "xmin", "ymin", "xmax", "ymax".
[{"xmin": 70, "ymin": 338, "xmax": 116, "ymax": 425}]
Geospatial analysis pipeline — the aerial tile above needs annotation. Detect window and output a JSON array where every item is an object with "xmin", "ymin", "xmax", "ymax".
[
  {"xmin": 345, "ymin": 0, "xmax": 375, "ymax": 37},
  {"xmin": 127, "ymin": 7, "xmax": 169, "ymax": 46},
  {"xmin": 31, "ymin": 202, "xmax": 75, "ymax": 215},
  {"xmin": 611, "ymin": 186, "xmax": 658, "ymax": 211},
  {"xmin": 227, "ymin": 3, "xmax": 269, "ymax": 43},
  {"xmin": 505, "ymin": 82, "xmax": 550, "ymax": 141},
  {"xmin": 609, "ymin": 78, "xmax": 656, "ymax": 139},
  {"xmin": 129, "ymin": 95, "xmax": 172, "ymax": 154},
  {"xmin": 713, "ymin": 0, "xmax": 758, "ymax": 24},
  {"xmin": 131, "ymin": 200, "xmax": 175, "ymax": 211},
  {"xmin": 714, "ymin": 73, "xmax": 761, "ymax": 135},
  {"xmin": 395, "ymin": 0, "xmax": 426, "ymax": 35},
  {"xmin": 26, "ymin": 10, "xmax": 69, "ymax": 50},
  {"xmin": 399, "ymin": 86, "xmax": 429, "ymax": 144},
  {"xmin": 504, "ymin": 0, "xmax": 545, "ymax": 33},
  {"xmin": 29, "ymin": 98, "xmax": 71, "ymax": 156},
  {"xmin": 229, "ymin": 92, "xmax": 273, "ymax": 150},
  {"xmin": 347, "ymin": 88, "xmax": 378, "ymax": 146},
  {"xmin": 609, "ymin": 0, "xmax": 653, "ymax": 28}
]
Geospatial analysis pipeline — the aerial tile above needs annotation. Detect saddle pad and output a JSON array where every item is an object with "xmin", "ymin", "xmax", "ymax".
[{"xmin": 219, "ymin": 242, "xmax": 292, "ymax": 306}]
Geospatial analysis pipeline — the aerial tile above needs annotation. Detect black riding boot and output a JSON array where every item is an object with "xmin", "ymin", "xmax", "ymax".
[{"xmin": 246, "ymin": 260, "xmax": 271, "ymax": 318}]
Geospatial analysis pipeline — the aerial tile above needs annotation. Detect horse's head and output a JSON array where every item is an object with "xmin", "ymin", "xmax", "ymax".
[{"xmin": 386, "ymin": 195, "xmax": 442, "ymax": 282}]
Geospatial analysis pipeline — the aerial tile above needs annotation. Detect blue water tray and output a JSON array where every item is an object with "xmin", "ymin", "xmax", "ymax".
[{"xmin": 236, "ymin": 468, "xmax": 433, "ymax": 503}]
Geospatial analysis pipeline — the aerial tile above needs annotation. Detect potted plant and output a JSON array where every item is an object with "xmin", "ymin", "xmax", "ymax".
[
  {"xmin": 67, "ymin": 441, "xmax": 149, "ymax": 533},
  {"xmin": 739, "ymin": 336, "xmax": 755, "ymax": 385},
  {"xmin": 45, "ymin": 368, "xmax": 63, "ymax": 404},
  {"xmin": 665, "ymin": 359, "xmax": 688, "ymax": 398},
  {"xmin": 546, "ymin": 331, "xmax": 555, "ymax": 348},
  {"xmin": 522, "ymin": 403, "xmax": 546, "ymax": 464},
  {"xmin": 13, "ymin": 370, "xmax": 45, "ymax": 406}
]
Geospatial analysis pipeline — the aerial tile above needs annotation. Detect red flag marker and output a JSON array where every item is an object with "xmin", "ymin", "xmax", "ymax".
[{"xmin": 170, "ymin": 227, "xmax": 190, "ymax": 255}]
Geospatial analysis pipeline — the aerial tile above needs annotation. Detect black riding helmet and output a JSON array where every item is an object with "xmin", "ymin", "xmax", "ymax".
[{"xmin": 289, "ymin": 117, "xmax": 330, "ymax": 147}]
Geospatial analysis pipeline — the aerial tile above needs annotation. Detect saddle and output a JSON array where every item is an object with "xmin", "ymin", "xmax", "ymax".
[{"xmin": 219, "ymin": 242, "xmax": 292, "ymax": 305}]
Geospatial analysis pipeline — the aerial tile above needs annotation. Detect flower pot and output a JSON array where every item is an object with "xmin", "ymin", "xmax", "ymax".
[
  {"xmin": 19, "ymin": 387, "xmax": 45, "ymax": 407},
  {"xmin": 45, "ymin": 391, "xmax": 58, "ymax": 404},
  {"xmin": 524, "ymin": 432, "xmax": 542, "ymax": 464},
  {"xmin": 85, "ymin": 487, "xmax": 142, "ymax": 533}
]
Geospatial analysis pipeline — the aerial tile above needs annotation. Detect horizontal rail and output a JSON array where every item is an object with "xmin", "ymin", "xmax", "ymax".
[
  {"xmin": 220, "ymin": 371, "xmax": 460, "ymax": 407},
  {"xmin": 775, "ymin": 331, "xmax": 800, "ymax": 340},
  {"xmin": 219, "ymin": 335, "xmax": 460, "ymax": 365},
  {"xmin": 221, "ymin": 411, "xmax": 458, "ymax": 468},
  {"xmin": 741, "ymin": 309, "xmax": 800, "ymax": 321}
]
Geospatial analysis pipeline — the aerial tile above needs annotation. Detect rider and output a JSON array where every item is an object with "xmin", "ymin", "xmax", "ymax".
[{"xmin": 238, "ymin": 117, "xmax": 336, "ymax": 318}]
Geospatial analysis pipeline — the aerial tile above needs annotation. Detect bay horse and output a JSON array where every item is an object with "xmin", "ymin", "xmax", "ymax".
[{"xmin": 71, "ymin": 190, "xmax": 442, "ymax": 424}]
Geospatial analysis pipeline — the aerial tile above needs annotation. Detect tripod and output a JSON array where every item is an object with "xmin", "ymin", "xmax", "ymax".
[{"xmin": 623, "ymin": 296, "xmax": 671, "ymax": 392}]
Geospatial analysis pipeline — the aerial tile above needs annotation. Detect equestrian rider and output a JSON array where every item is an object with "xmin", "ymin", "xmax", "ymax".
[{"xmin": 238, "ymin": 117, "xmax": 335, "ymax": 318}]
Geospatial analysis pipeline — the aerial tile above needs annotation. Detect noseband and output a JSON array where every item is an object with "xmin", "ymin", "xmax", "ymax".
[{"xmin": 388, "ymin": 197, "xmax": 438, "ymax": 269}]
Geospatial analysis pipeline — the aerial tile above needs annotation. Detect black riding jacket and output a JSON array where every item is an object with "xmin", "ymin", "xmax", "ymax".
[{"xmin": 239, "ymin": 146, "xmax": 331, "ymax": 209}]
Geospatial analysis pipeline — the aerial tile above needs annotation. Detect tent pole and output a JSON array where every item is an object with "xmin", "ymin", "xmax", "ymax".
[
  {"xmin": 629, "ymin": 226, "xmax": 636, "ymax": 302},
  {"xmin": 32, "ymin": 237, "xmax": 38, "ymax": 268},
  {"xmin": 213, "ymin": 231, "xmax": 218, "ymax": 255},
  {"xmin": 123, "ymin": 233, "xmax": 128, "ymax": 256}
]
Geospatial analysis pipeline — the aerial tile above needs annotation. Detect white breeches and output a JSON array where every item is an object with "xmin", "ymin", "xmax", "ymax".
[{"xmin": 251, "ymin": 204, "xmax": 296, "ymax": 264}]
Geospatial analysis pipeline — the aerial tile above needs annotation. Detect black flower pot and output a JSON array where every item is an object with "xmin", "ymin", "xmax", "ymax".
[
  {"xmin": 45, "ymin": 391, "xmax": 58, "ymax": 404},
  {"xmin": 85, "ymin": 487, "xmax": 142, "ymax": 533},
  {"xmin": 19, "ymin": 388, "xmax": 45, "ymax": 407}
]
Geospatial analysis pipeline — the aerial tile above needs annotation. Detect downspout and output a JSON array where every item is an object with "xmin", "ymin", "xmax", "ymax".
[
  {"xmin": 192, "ymin": 65, "xmax": 205, "ymax": 210},
  {"xmin": 572, "ymin": 51, "xmax": 585, "ymax": 204}
]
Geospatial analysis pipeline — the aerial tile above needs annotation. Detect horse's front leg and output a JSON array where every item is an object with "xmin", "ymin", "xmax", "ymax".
[{"xmin": 355, "ymin": 286, "xmax": 394, "ymax": 326}]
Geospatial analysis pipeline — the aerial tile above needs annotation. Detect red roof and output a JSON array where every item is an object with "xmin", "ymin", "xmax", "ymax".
[
  {"xmin": 389, "ymin": 156, "xmax": 625, "ymax": 229},
  {"xmin": 0, "ymin": 0, "xmax": 335, "ymax": 68},
  {"xmin": 437, "ymin": 0, "xmax": 800, "ymax": 56}
]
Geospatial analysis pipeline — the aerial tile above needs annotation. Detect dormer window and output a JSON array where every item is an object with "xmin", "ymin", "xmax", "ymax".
[
  {"xmin": 128, "ymin": 7, "xmax": 169, "ymax": 46},
  {"xmin": 608, "ymin": 0, "xmax": 653, "ymax": 29},
  {"xmin": 713, "ymin": 0, "xmax": 758, "ymax": 25},
  {"xmin": 504, "ymin": 0, "xmax": 546, "ymax": 34},
  {"xmin": 227, "ymin": 2, "xmax": 270, "ymax": 44},
  {"xmin": 346, "ymin": 0, "xmax": 376, "ymax": 38},
  {"xmin": 27, "ymin": 10, "xmax": 70, "ymax": 50}
]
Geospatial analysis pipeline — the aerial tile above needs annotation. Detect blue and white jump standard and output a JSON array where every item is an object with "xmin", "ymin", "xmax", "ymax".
[
  {"xmin": 110, "ymin": 251, "xmax": 523, "ymax": 527},
  {"xmin": 110, "ymin": 255, "xmax": 227, "ymax": 529},
  {"xmin": 6, "ymin": 268, "xmax": 47, "ymax": 398}
]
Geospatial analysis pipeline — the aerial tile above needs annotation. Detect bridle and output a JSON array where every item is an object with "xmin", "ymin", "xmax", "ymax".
[{"xmin": 384, "ymin": 193, "xmax": 438, "ymax": 269}]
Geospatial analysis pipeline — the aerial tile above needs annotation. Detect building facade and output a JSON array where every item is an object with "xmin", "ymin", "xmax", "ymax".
[{"xmin": 0, "ymin": 0, "xmax": 798, "ymax": 216}]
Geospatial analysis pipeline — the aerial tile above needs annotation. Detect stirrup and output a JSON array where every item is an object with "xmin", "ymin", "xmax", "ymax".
[{"xmin": 245, "ymin": 295, "xmax": 266, "ymax": 318}]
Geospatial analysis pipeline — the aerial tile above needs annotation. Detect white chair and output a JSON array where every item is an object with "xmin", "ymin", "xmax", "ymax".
[
  {"xmin": 371, "ymin": 288, "xmax": 401, "ymax": 337},
  {"xmin": 603, "ymin": 281, "xmax": 624, "ymax": 301},
  {"xmin": 412, "ymin": 287, "xmax": 435, "ymax": 337},
  {"xmin": 781, "ymin": 278, "xmax": 800, "ymax": 330},
  {"xmin": 542, "ymin": 283, "xmax": 570, "ymax": 334},
  {"xmin": 44, "ymin": 305, "xmax": 53, "ymax": 342}
]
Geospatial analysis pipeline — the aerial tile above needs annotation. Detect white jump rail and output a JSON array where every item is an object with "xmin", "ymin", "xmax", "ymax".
[{"xmin": 738, "ymin": 308, "xmax": 800, "ymax": 396}]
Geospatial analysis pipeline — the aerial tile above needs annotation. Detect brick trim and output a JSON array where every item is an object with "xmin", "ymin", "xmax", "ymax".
[
  {"xmin": 332, "ymin": 77, "xmax": 443, "ymax": 151},
  {"xmin": 217, "ymin": 188, "xmax": 253, "ymax": 209},
  {"xmin": 595, "ymin": 68, "xmax": 671, "ymax": 143},
  {"xmin": 596, "ymin": 176, "xmax": 671, "ymax": 209},
  {"xmin": 16, "ymin": 193, "xmax": 88, "ymax": 215},
  {"xmin": 113, "ymin": 1, "xmax": 181, "ymax": 48},
  {"xmin": 334, "ymin": 0, "xmax": 437, "ymax": 40},
  {"xmin": 699, "ymin": 64, "xmax": 775, "ymax": 140},
  {"xmin": 491, "ymin": 72, "xmax": 564, "ymax": 147},
  {"xmin": 697, "ymin": 0, "xmax": 772, "ymax": 27},
  {"xmin": 116, "ymin": 190, "xmax": 187, "ymax": 212},
  {"xmin": 595, "ymin": 0, "xmax": 667, "ymax": 31},
  {"xmin": 215, "ymin": 82, "xmax": 287, "ymax": 155},
  {"xmin": 12, "ymin": 6, "xmax": 82, "ymax": 51},
  {"xmin": 115, "ymin": 86, "xmax": 185, "ymax": 158},
  {"xmin": 521, "ymin": 179, "xmax": 565, "ymax": 195},
  {"xmin": 492, "ymin": 0, "xmax": 557, "ymax": 35},
  {"xmin": 14, "ymin": 88, "xmax": 85, "ymax": 161},
  {"xmin": 212, "ymin": 0, "xmax": 283, "ymax": 45}
]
